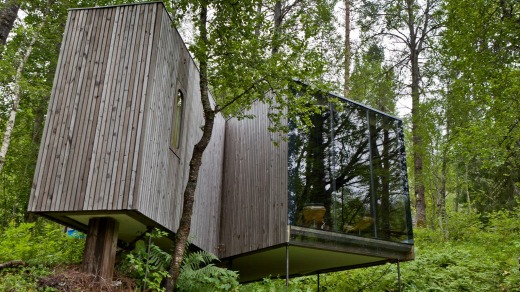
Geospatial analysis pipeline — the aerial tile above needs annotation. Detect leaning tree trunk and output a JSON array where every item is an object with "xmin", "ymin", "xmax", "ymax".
[
  {"xmin": 0, "ymin": 0, "xmax": 19, "ymax": 45},
  {"xmin": 166, "ymin": 3, "xmax": 215, "ymax": 290},
  {"xmin": 0, "ymin": 24, "xmax": 39, "ymax": 175}
]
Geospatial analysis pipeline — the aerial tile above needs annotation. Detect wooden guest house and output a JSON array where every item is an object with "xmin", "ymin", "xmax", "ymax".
[{"xmin": 27, "ymin": 2, "xmax": 414, "ymax": 282}]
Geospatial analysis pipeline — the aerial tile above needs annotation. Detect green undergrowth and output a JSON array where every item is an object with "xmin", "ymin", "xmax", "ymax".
[
  {"xmin": 1, "ymin": 209, "xmax": 520, "ymax": 291},
  {"xmin": 242, "ymin": 209, "xmax": 520, "ymax": 291},
  {"xmin": 0, "ymin": 221, "xmax": 84, "ymax": 266},
  {"xmin": 0, "ymin": 266, "xmax": 53, "ymax": 291},
  {"xmin": 116, "ymin": 229, "xmax": 239, "ymax": 292},
  {"xmin": 0, "ymin": 220, "xmax": 84, "ymax": 291}
]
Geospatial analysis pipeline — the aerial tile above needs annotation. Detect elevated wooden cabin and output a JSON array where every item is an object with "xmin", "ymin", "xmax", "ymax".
[
  {"xmin": 28, "ymin": 2, "xmax": 413, "ymax": 282},
  {"xmin": 220, "ymin": 96, "xmax": 414, "ymax": 282},
  {"xmin": 27, "ymin": 1, "xmax": 225, "ymax": 257}
]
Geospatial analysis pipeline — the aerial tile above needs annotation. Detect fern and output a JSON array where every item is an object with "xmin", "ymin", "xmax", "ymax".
[
  {"xmin": 118, "ymin": 231, "xmax": 239, "ymax": 291},
  {"xmin": 147, "ymin": 243, "xmax": 172, "ymax": 270},
  {"xmin": 181, "ymin": 250, "xmax": 218, "ymax": 272},
  {"xmin": 118, "ymin": 229, "xmax": 171, "ymax": 292},
  {"xmin": 177, "ymin": 250, "xmax": 239, "ymax": 291}
]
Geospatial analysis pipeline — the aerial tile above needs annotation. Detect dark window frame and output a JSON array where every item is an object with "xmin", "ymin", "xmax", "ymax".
[{"xmin": 170, "ymin": 87, "xmax": 184, "ymax": 156}]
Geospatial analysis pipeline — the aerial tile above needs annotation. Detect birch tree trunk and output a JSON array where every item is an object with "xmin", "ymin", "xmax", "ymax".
[{"xmin": 0, "ymin": 25, "xmax": 40, "ymax": 175}]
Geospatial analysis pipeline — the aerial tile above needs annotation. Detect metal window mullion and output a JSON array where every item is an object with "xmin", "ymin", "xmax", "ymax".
[{"xmin": 366, "ymin": 110, "xmax": 378, "ymax": 239}]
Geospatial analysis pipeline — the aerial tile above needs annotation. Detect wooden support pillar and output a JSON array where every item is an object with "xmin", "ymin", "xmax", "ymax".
[{"xmin": 82, "ymin": 217, "xmax": 119, "ymax": 280}]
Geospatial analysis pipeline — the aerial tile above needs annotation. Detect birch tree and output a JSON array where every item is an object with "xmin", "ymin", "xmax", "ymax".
[{"xmin": 0, "ymin": 19, "xmax": 43, "ymax": 176}]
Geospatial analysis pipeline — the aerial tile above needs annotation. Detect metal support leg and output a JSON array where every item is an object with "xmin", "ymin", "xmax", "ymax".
[
  {"xmin": 317, "ymin": 273, "xmax": 320, "ymax": 292},
  {"xmin": 397, "ymin": 260, "xmax": 402, "ymax": 292},
  {"xmin": 286, "ymin": 244, "xmax": 289, "ymax": 290}
]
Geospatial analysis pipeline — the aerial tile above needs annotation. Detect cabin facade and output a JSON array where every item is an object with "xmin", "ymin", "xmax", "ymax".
[{"xmin": 28, "ymin": 2, "xmax": 413, "ymax": 282}]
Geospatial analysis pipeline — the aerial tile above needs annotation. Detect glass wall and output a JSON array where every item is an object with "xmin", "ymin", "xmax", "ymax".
[{"xmin": 288, "ymin": 96, "xmax": 413, "ymax": 243}]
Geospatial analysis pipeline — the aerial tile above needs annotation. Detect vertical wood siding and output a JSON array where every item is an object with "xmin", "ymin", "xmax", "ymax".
[
  {"xmin": 135, "ymin": 8, "xmax": 226, "ymax": 254},
  {"xmin": 219, "ymin": 102, "xmax": 288, "ymax": 258},
  {"xmin": 29, "ymin": 4, "xmax": 161, "ymax": 213},
  {"xmin": 28, "ymin": 3, "xmax": 226, "ymax": 254}
]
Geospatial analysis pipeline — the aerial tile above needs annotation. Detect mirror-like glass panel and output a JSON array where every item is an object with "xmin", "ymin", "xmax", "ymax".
[{"xmin": 288, "ymin": 96, "xmax": 413, "ymax": 244}]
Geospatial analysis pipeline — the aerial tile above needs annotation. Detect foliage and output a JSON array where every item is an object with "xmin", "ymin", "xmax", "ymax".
[
  {"xmin": 118, "ymin": 229, "xmax": 171, "ymax": 292},
  {"xmin": 0, "ymin": 266, "xmax": 52, "ymax": 291},
  {"xmin": 176, "ymin": 250, "xmax": 239, "ymax": 292},
  {"xmin": 0, "ymin": 220, "xmax": 84, "ymax": 265},
  {"xmin": 243, "ymin": 209, "xmax": 520, "ymax": 291},
  {"xmin": 349, "ymin": 43, "xmax": 397, "ymax": 114},
  {"xmin": 439, "ymin": 0, "xmax": 520, "ymax": 213},
  {"xmin": 117, "ymin": 229, "xmax": 238, "ymax": 291},
  {"xmin": 0, "ymin": 221, "xmax": 84, "ymax": 291},
  {"xmin": 241, "ymin": 277, "xmax": 315, "ymax": 292},
  {"xmin": 168, "ymin": 0, "xmax": 340, "ymax": 131}
]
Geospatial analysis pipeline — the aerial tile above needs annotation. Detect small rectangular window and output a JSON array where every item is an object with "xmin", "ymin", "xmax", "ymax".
[{"xmin": 171, "ymin": 90, "xmax": 184, "ymax": 149}]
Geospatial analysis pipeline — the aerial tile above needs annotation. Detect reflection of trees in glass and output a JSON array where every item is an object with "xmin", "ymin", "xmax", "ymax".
[
  {"xmin": 369, "ymin": 114, "xmax": 407, "ymax": 241},
  {"xmin": 288, "ymin": 97, "xmax": 411, "ymax": 242},
  {"xmin": 288, "ymin": 108, "xmax": 331, "ymax": 228},
  {"xmin": 331, "ymin": 104, "xmax": 372, "ymax": 236},
  {"xmin": 289, "ymin": 100, "xmax": 373, "ymax": 233}
]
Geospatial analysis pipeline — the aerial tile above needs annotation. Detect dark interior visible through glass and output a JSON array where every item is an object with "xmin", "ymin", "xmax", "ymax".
[
  {"xmin": 288, "ymin": 95, "xmax": 413, "ymax": 244},
  {"xmin": 172, "ymin": 90, "xmax": 184, "ymax": 149}
]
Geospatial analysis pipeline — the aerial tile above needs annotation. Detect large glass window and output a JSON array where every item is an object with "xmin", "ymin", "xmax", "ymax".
[
  {"xmin": 171, "ymin": 90, "xmax": 184, "ymax": 149},
  {"xmin": 288, "ymin": 96, "xmax": 412, "ymax": 243}
]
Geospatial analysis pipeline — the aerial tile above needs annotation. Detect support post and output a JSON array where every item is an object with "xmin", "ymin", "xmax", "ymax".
[
  {"xmin": 397, "ymin": 260, "xmax": 402, "ymax": 292},
  {"xmin": 82, "ymin": 217, "xmax": 119, "ymax": 281},
  {"xmin": 285, "ymin": 244, "xmax": 289, "ymax": 290}
]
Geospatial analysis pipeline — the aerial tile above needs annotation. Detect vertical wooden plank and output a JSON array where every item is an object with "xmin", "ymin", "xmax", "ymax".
[
  {"xmin": 30, "ymin": 10, "xmax": 73, "ymax": 211},
  {"xmin": 97, "ymin": 5, "xmax": 130, "ymax": 210},
  {"xmin": 64, "ymin": 7, "xmax": 101, "ymax": 210},
  {"xmin": 71, "ymin": 7, "xmax": 111, "ymax": 210},
  {"xmin": 219, "ymin": 101, "xmax": 288, "ymax": 257},
  {"xmin": 84, "ymin": 6, "xmax": 122, "ymax": 210},
  {"xmin": 121, "ymin": 3, "xmax": 153, "ymax": 210},
  {"xmin": 61, "ymin": 8, "xmax": 102, "ymax": 211},
  {"xmin": 42, "ymin": 9, "xmax": 89, "ymax": 211},
  {"xmin": 78, "ymin": 7, "xmax": 116, "ymax": 210},
  {"xmin": 52, "ymin": 9, "xmax": 97, "ymax": 211},
  {"xmin": 131, "ymin": 3, "xmax": 160, "ymax": 210},
  {"xmin": 103, "ymin": 4, "xmax": 137, "ymax": 210},
  {"xmin": 114, "ymin": 5, "xmax": 144, "ymax": 209},
  {"xmin": 34, "ymin": 10, "xmax": 80, "ymax": 211}
]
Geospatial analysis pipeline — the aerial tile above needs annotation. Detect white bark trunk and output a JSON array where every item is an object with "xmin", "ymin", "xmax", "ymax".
[{"xmin": 0, "ymin": 27, "xmax": 39, "ymax": 175}]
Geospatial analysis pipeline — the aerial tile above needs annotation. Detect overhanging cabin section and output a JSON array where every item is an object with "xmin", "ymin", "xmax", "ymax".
[
  {"xmin": 220, "ymin": 96, "xmax": 413, "ymax": 282},
  {"xmin": 27, "ymin": 3, "xmax": 225, "ymax": 255},
  {"xmin": 288, "ymin": 95, "xmax": 413, "ymax": 243}
]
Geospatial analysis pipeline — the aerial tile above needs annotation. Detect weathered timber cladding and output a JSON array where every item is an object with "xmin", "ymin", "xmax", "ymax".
[
  {"xmin": 134, "ymin": 7, "xmax": 226, "ymax": 254},
  {"xmin": 28, "ymin": 3, "xmax": 225, "ymax": 254},
  {"xmin": 219, "ymin": 102, "xmax": 288, "ymax": 258},
  {"xmin": 29, "ymin": 4, "xmax": 159, "ymax": 213}
]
